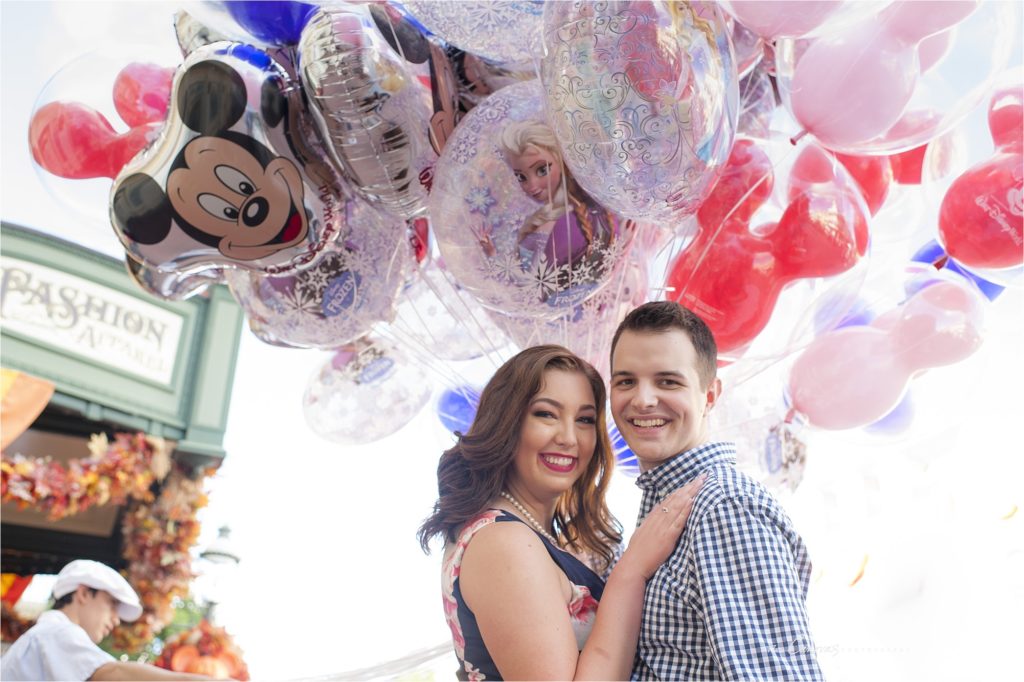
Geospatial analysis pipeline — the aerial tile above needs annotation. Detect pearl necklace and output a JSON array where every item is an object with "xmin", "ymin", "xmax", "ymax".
[{"xmin": 499, "ymin": 491, "xmax": 559, "ymax": 546}]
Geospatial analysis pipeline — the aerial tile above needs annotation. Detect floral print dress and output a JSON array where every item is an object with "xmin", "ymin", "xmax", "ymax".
[{"xmin": 441, "ymin": 510, "xmax": 606, "ymax": 681}]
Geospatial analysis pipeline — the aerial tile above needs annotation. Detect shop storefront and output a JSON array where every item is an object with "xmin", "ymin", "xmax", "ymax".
[{"xmin": 1, "ymin": 222, "xmax": 243, "ymax": 653}]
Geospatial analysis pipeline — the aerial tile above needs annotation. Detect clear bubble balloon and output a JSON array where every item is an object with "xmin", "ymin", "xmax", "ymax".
[
  {"xmin": 542, "ymin": 0, "xmax": 739, "ymax": 222},
  {"xmin": 226, "ymin": 198, "xmax": 411, "ymax": 349},
  {"xmin": 489, "ymin": 252, "xmax": 649, "ymax": 379},
  {"xmin": 27, "ymin": 45, "xmax": 180, "ymax": 237},
  {"xmin": 729, "ymin": 15, "xmax": 765, "ymax": 77},
  {"xmin": 736, "ymin": 63, "xmax": 777, "ymax": 139},
  {"xmin": 429, "ymin": 80, "xmax": 635, "ymax": 319},
  {"xmin": 403, "ymin": 0, "xmax": 544, "ymax": 65},
  {"xmin": 302, "ymin": 336, "xmax": 431, "ymax": 445},
  {"xmin": 711, "ymin": 368, "xmax": 806, "ymax": 494}
]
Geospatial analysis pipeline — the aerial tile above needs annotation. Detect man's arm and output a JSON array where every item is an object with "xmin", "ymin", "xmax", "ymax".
[
  {"xmin": 692, "ymin": 499, "xmax": 823, "ymax": 681},
  {"xmin": 90, "ymin": 661, "xmax": 224, "ymax": 681}
]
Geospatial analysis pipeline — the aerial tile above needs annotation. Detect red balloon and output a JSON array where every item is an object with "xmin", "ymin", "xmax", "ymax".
[
  {"xmin": 832, "ymin": 151, "xmax": 893, "ymax": 216},
  {"xmin": 887, "ymin": 144, "xmax": 927, "ymax": 184},
  {"xmin": 667, "ymin": 219, "xmax": 777, "ymax": 354},
  {"xmin": 29, "ymin": 101, "xmax": 159, "ymax": 180},
  {"xmin": 113, "ymin": 62, "xmax": 174, "ymax": 128},
  {"xmin": 988, "ymin": 84, "xmax": 1023, "ymax": 153},
  {"xmin": 667, "ymin": 182, "xmax": 868, "ymax": 353},
  {"xmin": 938, "ymin": 152, "xmax": 1023, "ymax": 269},
  {"xmin": 697, "ymin": 138, "xmax": 774, "ymax": 229}
]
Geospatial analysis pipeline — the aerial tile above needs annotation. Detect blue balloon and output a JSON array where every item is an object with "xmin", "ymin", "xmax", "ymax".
[
  {"xmin": 911, "ymin": 240, "xmax": 1005, "ymax": 301},
  {"xmin": 863, "ymin": 391, "xmax": 915, "ymax": 435},
  {"xmin": 609, "ymin": 423, "xmax": 640, "ymax": 477},
  {"xmin": 226, "ymin": 1, "xmax": 317, "ymax": 46},
  {"xmin": 437, "ymin": 386, "xmax": 480, "ymax": 435}
]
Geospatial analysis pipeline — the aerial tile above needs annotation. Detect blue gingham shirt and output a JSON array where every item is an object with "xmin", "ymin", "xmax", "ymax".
[{"xmin": 632, "ymin": 442, "xmax": 823, "ymax": 681}]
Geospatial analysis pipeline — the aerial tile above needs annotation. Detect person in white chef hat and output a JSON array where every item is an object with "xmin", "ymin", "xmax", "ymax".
[{"xmin": 1, "ymin": 559, "xmax": 222, "ymax": 681}]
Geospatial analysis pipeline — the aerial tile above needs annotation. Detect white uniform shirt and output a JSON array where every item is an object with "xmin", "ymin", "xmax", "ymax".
[{"xmin": 0, "ymin": 609, "xmax": 114, "ymax": 681}]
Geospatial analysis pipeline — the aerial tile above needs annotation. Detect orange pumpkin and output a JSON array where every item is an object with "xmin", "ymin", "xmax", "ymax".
[
  {"xmin": 169, "ymin": 644, "xmax": 199, "ymax": 672},
  {"xmin": 189, "ymin": 656, "xmax": 231, "ymax": 679}
]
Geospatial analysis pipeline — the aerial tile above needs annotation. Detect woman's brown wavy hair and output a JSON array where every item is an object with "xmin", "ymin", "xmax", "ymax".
[{"xmin": 417, "ymin": 345, "xmax": 622, "ymax": 573}]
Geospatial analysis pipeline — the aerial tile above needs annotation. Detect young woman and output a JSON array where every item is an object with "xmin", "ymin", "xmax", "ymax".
[{"xmin": 419, "ymin": 345, "xmax": 704, "ymax": 680}]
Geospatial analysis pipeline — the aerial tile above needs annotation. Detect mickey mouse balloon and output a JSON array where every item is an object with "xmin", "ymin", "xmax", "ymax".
[{"xmin": 110, "ymin": 42, "xmax": 346, "ymax": 278}]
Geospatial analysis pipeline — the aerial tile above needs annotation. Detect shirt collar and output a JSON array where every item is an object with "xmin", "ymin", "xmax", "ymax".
[
  {"xmin": 37, "ymin": 610, "xmax": 71, "ymax": 624},
  {"xmin": 635, "ymin": 441, "xmax": 736, "ymax": 493}
]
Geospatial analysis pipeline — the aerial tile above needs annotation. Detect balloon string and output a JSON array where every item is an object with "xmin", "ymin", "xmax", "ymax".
[
  {"xmin": 381, "ymin": 5, "xmax": 408, "ymax": 64},
  {"xmin": 417, "ymin": 265, "xmax": 508, "ymax": 368},
  {"xmin": 374, "ymin": 321, "xmax": 476, "ymax": 391}
]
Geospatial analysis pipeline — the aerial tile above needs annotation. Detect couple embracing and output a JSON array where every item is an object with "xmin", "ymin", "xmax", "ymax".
[{"xmin": 419, "ymin": 301, "xmax": 823, "ymax": 681}]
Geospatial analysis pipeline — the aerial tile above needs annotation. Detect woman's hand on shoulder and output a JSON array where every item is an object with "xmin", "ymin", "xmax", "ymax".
[{"xmin": 617, "ymin": 474, "xmax": 707, "ymax": 581}]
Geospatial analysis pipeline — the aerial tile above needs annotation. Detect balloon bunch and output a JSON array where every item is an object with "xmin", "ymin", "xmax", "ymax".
[{"xmin": 23, "ymin": 0, "xmax": 1021, "ymax": 451}]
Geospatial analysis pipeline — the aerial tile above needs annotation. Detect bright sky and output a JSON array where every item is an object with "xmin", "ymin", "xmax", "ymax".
[{"xmin": 2, "ymin": 2, "xmax": 1023, "ymax": 680}]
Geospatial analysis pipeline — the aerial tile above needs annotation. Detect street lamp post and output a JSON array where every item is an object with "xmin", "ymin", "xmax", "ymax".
[{"xmin": 197, "ymin": 525, "xmax": 240, "ymax": 623}]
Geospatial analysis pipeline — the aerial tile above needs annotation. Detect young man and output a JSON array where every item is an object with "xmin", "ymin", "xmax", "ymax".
[
  {"xmin": 610, "ymin": 301, "xmax": 823, "ymax": 680},
  {"xmin": 1, "ymin": 560, "xmax": 219, "ymax": 681}
]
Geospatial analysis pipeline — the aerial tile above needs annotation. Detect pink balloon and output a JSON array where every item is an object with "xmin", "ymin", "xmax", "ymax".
[
  {"xmin": 724, "ymin": 1, "xmax": 839, "ymax": 39},
  {"xmin": 877, "ymin": 0, "xmax": 978, "ymax": 45},
  {"xmin": 787, "ymin": 1, "xmax": 980, "ymax": 147},
  {"xmin": 789, "ymin": 26, "xmax": 918, "ymax": 147},
  {"xmin": 788, "ymin": 280, "xmax": 985, "ymax": 430},
  {"xmin": 917, "ymin": 30, "xmax": 954, "ymax": 73}
]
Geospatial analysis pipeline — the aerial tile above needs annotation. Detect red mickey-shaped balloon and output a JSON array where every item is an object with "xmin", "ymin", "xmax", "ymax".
[
  {"xmin": 697, "ymin": 138, "xmax": 775, "ymax": 229},
  {"xmin": 113, "ymin": 62, "xmax": 175, "ymax": 128},
  {"xmin": 936, "ymin": 83, "xmax": 1023, "ymax": 270},
  {"xmin": 667, "ymin": 218, "xmax": 777, "ymax": 354},
  {"xmin": 774, "ymin": 183, "xmax": 870, "ymax": 276},
  {"xmin": 938, "ymin": 151, "xmax": 1023, "ymax": 269},
  {"xmin": 29, "ymin": 101, "xmax": 159, "ymax": 180},
  {"xmin": 667, "ymin": 177, "xmax": 868, "ymax": 353}
]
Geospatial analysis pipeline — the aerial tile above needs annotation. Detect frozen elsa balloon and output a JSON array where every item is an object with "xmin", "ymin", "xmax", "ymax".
[{"xmin": 499, "ymin": 121, "xmax": 615, "ymax": 283}]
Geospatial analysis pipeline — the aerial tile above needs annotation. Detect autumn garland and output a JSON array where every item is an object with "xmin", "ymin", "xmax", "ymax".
[
  {"xmin": 1, "ymin": 432, "xmax": 161, "ymax": 518},
  {"xmin": 0, "ymin": 432, "xmax": 212, "ymax": 654}
]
